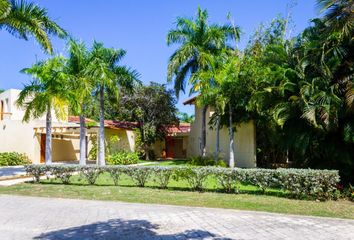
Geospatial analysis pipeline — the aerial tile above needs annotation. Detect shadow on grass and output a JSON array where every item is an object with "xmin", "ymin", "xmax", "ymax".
[{"xmin": 33, "ymin": 218, "xmax": 231, "ymax": 240}]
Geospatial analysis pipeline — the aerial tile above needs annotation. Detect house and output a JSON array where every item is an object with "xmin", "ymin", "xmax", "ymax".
[
  {"xmin": 184, "ymin": 96, "xmax": 257, "ymax": 168},
  {"xmin": 0, "ymin": 89, "xmax": 190, "ymax": 163}
]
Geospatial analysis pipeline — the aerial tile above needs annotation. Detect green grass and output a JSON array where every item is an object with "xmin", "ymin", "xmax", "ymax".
[{"xmin": 0, "ymin": 173, "xmax": 353, "ymax": 219}]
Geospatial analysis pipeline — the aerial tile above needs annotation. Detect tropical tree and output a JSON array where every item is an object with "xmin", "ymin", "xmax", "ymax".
[
  {"xmin": 86, "ymin": 42, "xmax": 139, "ymax": 166},
  {"xmin": 120, "ymin": 83, "xmax": 179, "ymax": 160},
  {"xmin": 177, "ymin": 112, "xmax": 194, "ymax": 123},
  {"xmin": 16, "ymin": 56, "xmax": 70, "ymax": 164},
  {"xmin": 167, "ymin": 7, "xmax": 240, "ymax": 156},
  {"xmin": 65, "ymin": 39, "xmax": 92, "ymax": 165},
  {"xmin": 0, "ymin": 0, "xmax": 67, "ymax": 53}
]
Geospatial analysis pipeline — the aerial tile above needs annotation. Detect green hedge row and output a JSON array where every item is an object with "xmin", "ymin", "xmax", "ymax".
[
  {"xmin": 24, "ymin": 165, "xmax": 340, "ymax": 200},
  {"xmin": 0, "ymin": 152, "xmax": 31, "ymax": 166}
]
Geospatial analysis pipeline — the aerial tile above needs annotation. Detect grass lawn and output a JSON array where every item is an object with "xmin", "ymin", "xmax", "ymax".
[{"xmin": 0, "ymin": 173, "xmax": 353, "ymax": 219}]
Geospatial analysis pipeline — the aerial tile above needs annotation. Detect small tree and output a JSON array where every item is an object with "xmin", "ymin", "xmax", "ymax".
[
  {"xmin": 121, "ymin": 83, "xmax": 179, "ymax": 160},
  {"xmin": 17, "ymin": 56, "xmax": 70, "ymax": 164}
]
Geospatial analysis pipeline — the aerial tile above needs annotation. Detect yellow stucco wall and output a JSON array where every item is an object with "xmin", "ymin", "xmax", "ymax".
[
  {"xmin": 105, "ymin": 128, "xmax": 136, "ymax": 153},
  {"xmin": 188, "ymin": 104, "xmax": 257, "ymax": 168},
  {"xmin": 0, "ymin": 119, "xmax": 39, "ymax": 163}
]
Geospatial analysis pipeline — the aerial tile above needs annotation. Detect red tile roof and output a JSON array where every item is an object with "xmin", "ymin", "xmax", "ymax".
[
  {"xmin": 68, "ymin": 116, "xmax": 95, "ymax": 124},
  {"xmin": 104, "ymin": 120, "xmax": 139, "ymax": 130},
  {"xmin": 69, "ymin": 116, "xmax": 190, "ymax": 133},
  {"xmin": 166, "ymin": 123, "xmax": 191, "ymax": 134}
]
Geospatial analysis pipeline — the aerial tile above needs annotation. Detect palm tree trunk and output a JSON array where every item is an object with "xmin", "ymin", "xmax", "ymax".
[
  {"xmin": 228, "ymin": 102, "xmax": 235, "ymax": 168},
  {"xmin": 201, "ymin": 105, "xmax": 207, "ymax": 157},
  {"xmin": 79, "ymin": 108, "xmax": 86, "ymax": 165},
  {"xmin": 98, "ymin": 86, "xmax": 105, "ymax": 166},
  {"xmin": 215, "ymin": 114, "xmax": 220, "ymax": 161},
  {"xmin": 45, "ymin": 106, "xmax": 52, "ymax": 165}
]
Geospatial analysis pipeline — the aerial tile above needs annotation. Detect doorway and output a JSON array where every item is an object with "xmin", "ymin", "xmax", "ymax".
[{"xmin": 40, "ymin": 134, "xmax": 46, "ymax": 163}]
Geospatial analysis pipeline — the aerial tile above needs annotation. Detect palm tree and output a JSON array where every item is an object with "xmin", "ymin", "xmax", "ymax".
[
  {"xmin": 16, "ymin": 56, "xmax": 70, "ymax": 164},
  {"xmin": 65, "ymin": 39, "xmax": 92, "ymax": 165},
  {"xmin": 167, "ymin": 7, "xmax": 240, "ymax": 157},
  {"xmin": 0, "ymin": 0, "xmax": 67, "ymax": 53},
  {"xmin": 86, "ymin": 42, "xmax": 139, "ymax": 166}
]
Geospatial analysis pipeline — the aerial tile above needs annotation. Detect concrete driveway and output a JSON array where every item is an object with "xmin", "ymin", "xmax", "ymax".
[{"xmin": 0, "ymin": 195, "xmax": 353, "ymax": 240}]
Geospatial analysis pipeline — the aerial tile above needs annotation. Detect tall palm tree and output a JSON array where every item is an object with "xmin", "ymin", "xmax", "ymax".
[
  {"xmin": 65, "ymin": 39, "xmax": 92, "ymax": 165},
  {"xmin": 167, "ymin": 7, "xmax": 240, "ymax": 157},
  {"xmin": 17, "ymin": 56, "xmax": 70, "ymax": 164},
  {"xmin": 0, "ymin": 0, "xmax": 67, "ymax": 53},
  {"xmin": 86, "ymin": 42, "xmax": 139, "ymax": 166}
]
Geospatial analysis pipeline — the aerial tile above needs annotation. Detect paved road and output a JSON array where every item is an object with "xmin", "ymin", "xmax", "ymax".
[{"xmin": 0, "ymin": 195, "xmax": 353, "ymax": 240}]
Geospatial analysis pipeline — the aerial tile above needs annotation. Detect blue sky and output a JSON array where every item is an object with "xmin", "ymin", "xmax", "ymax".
[{"xmin": 0, "ymin": 0, "xmax": 319, "ymax": 115}]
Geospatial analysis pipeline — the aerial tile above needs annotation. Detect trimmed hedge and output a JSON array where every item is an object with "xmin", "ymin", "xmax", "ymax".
[
  {"xmin": 0, "ymin": 152, "xmax": 31, "ymax": 166},
  {"xmin": 24, "ymin": 165, "xmax": 340, "ymax": 200}
]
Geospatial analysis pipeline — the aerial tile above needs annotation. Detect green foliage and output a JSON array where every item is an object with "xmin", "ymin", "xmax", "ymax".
[
  {"xmin": 178, "ymin": 112, "xmax": 195, "ymax": 123},
  {"xmin": 124, "ymin": 166, "xmax": 152, "ymax": 187},
  {"xmin": 78, "ymin": 166, "xmax": 101, "ymax": 185},
  {"xmin": 25, "ymin": 165, "xmax": 340, "ymax": 200},
  {"xmin": 50, "ymin": 165, "xmax": 77, "ymax": 184},
  {"xmin": 187, "ymin": 156, "xmax": 226, "ymax": 167},
  {"xmin": 0, "ymin": 152, "xmax": 31, "ymax": 166},
  {"xmin": 174, "ymin": 167, "xmax": 212, "ymax": 191},
  {"xmin": 103, "ymin": 166, "xmax": 125, "ymax": 186},
  {"xmin": 152, "ymin": 167, "xmax": 174, "ymax": 189},
  {"xmin": 107, "ymin": 151, "xmax": 139, "ymax": 165},
  {"xmin": 24, "ymin": 165, "xmax": 47, "ymax": 183},
  {"xmin": 213, "ymin": 167, "xmax": 241, "ymax": 193},
  {"xmin": 0, "ymin": 0, "xmax": 67, "ymax": 53},
  {"xmin": 120, "ymin": 83, "xmax": 179, "ymax": 160}
]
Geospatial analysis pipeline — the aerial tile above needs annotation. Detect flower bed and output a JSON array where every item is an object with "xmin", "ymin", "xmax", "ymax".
[{"xmin": 24, "ymin": 165, "xmax": 340, "ymax": 200}]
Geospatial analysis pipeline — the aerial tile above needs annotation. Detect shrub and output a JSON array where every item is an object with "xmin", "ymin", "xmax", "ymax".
[
  {"xmin": 50, "ymin": 165, "xmax": 77, "ymax": 184},
  {"xmin": 213, "ymin": 167, "xmax": 239, "ymax": 193},
  {"xmin": 174, "ymin": 166, "xmax": 211, "ymax": 191},
  {"xmin": 78, "ymin": 166, "xmax": 101, "ymax": 185},
  {"xmin": 277, "ymin": 168, "xmax": 340, "ymax": 200},
  {"xmin": 104, "ymin": 166, "xmax": 125, "ymax": 186},
  {"xmin": 243, "ymin": 169, "xmax": 278, "ymax": 193},
  {"xmin": 24, "ymin": 165, "xmax": 47, "ymax": 183},
  {"xmin": 24, "ymin": 165, "xmax": 340, "ymax": 200},
  {"xmin": 107, "ymin": 151, "xmax": 139, "ymax": 165},
  {"xmin": 152, "ymin": 166, "xmax": 174, "ymax": 188},
  {"xmin": 125, "ymin": 166, "xmax": 152, "ymax": 187},
  {"xmin": 187, "ymin": 156, "xmax": 226, "ymax": 167},
  {"xmin": 0, "ymin": 152, "xmax": 31, "ymax": 166}
]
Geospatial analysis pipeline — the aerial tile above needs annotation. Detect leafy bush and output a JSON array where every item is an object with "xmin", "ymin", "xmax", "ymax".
[
  {"xmin": 187, "ymin": 156, "xmax": 226, "ymax": 167},
  {"xmin": 24, "ymin": 165, "xmax": 47, "ymax": 183},
  {"xmin": 277, "ymin": 168, "xmax": 340, "ymax": 200},
  {"xmin": 0, "ymin": 152, "xmax": 31, "ymax": 166},
  {"xmin": 243, "ymin": 169, "xmax": 278, "ymax": 193},
  {"xmin": 174, "ymin": 166, "xmax": 211, "ymax": 191},
  {"xmin": 152, "ymin": 166, "xmax": 174, "ymax": 188},
  {"xmin": 125, "ymin": 166, "xmax": 152, "ymax": 187},
  {"xmin": 107, "ymin": 151, "xmax": 139, "ymax": 165},
  {"xmin": 24, "ymin": 165, "xmax": 340, "ymax": 200},
  {"xmin": 50, "ymin": 165, "xmax": 77, "ymax": 184},
  {"xmin": 213, "ymin": 167, "xmax": 240, "ymax": 193},
  {"xmin": 104, "ymin": 166, "xmax": 125, "ymax": 186},
  {"xmin": 78, "ymin": 166, "xmax": 101, "ymax": 185}
]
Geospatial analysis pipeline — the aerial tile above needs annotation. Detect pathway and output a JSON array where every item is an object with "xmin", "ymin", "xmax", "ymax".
[{"xmin": 0, "ymin": 195, "xmax": 353, "ymax": 239}]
